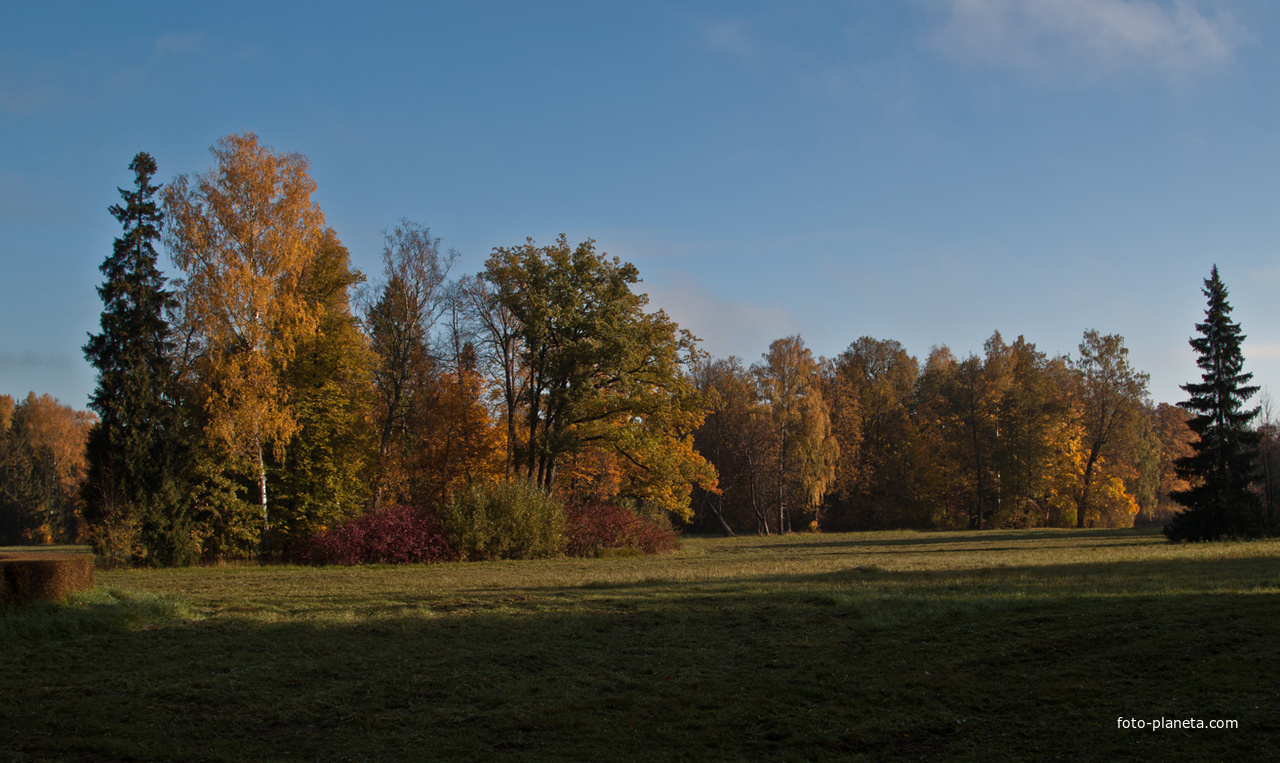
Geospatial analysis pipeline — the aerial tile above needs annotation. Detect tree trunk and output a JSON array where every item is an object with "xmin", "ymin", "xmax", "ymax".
[
  {"xmin": 777, "ymin": 429, "xmax": 787, "ymax": 534},
  {"xmin": 257, "ymin": 435, "xmax": 270, "ymax": 556},
  {"xmin": 747, "ymin": 460, "xmax": 769, "ymax": 535},
  {"xmin": 703, "ymin": 493, "xmax": 736, "ymax": 537},
  {"xmin": 504, "ymin": 390, "xmax": 518, "ymax": 479},
  {"xmin": 372, "ymin": 375, "xmax": 404, "ymax": 511},
  {"xmin": 1078, "ymin": 446, "xmax": 1101, "ymax": 529}
]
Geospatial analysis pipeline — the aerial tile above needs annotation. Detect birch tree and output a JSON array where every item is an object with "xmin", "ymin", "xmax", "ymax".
[
  {"xmin": 164, "ymin": 132, "xmax": 327, "ymax": 553},
  {"xmin": 755, "ymin": 336, "xmax": 837, "ymax": 532}
]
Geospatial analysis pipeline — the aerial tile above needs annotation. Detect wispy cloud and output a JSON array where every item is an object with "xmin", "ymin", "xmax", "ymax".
[
  {"xmin": 701, "ymin": 18, "xmax": 757, "ymax": 61},
  {"xmin": 926, "ymin": 0, "xmax": 1242, "ymax": 83},
  {"xmin": 0, "ymin": 65, "xmax": 60, "ymax": 115},
  {"xmin": 153, "ymin": 31, "xmax": 207, "ymax": 58},
  {"xmin": 0, "ymin": 31, "xmax": 213, "ymax": 117},
  {"xmin": 0, "ymin": 351, "xmax": 76, "ymax": 374},
  {"xmin": 1244, "ymin": 341, "xmax": 1280, "ymax": 361}
]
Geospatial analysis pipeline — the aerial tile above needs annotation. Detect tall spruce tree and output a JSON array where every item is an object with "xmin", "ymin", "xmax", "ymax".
[
  {"xmin": 83, "ymin": 152, "xmax": 192, "ymax": 565},
  {"xmin": 1165, "ymin": 265, "xmax": 1262, "ymax": 541}
]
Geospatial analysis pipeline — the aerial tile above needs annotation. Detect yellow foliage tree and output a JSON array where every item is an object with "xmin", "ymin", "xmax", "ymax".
[
  {"xmin": 164, "ymin": 132, "xmax": 327, "ymax": 552},
  {"xmin": 755, "ymin": 335, "xmax": 838, "ymax": 532},
  {"xmin": 0, "ymin": 393, "xmax": 96, "ymax": 543},
  {"xmin": 1042, "ymin": 417, "xmax": 1140, "ymax": 528}
]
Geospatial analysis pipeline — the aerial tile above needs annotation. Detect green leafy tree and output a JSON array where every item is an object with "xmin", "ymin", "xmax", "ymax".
[
  {"xmin": 988, "ymin": 335, "xmax": 1067, "ymax": 528},
  {"xmin": 692, "ymin": 356, "xmax": 774, "ymax": 534},
  {"xmin": 1166, "ymin": 266, "xmax": 1262, "ymax": 540},
  {"xmin": 483, "ymin": 235, "xmax": 714, "ymax": 517},
  {"xmin": 913, "ymin": 346, "xmax": 967, "ymax": 528},
  {"xmin": 270, "ymin": 230, "xmax": 374, "ymax": 546},
  {"xmin": 82, "ymin": 152, "xmax": 192, "ymax": 565},
  {"xmin": 944, "ymin": 351, "xmax": 1001, "ymax": 529},
  {"xmin": 926, "ymin": 332, "xmax": 1057, "ymax": 531},
  {"xmin": 828, "ymin": 338, "xmax": 924, "ymax": 529}
]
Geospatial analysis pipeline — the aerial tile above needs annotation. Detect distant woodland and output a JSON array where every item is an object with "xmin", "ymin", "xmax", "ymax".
[{"xmin": 2, "ymin": 132, "xmax": 1276, "ymax": 561}]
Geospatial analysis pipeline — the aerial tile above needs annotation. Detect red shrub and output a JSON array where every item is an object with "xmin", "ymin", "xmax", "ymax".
[
  {"xmin": 293, "ymin": 505, "xmax": 454, "ymax": 566},
  {"xmin": 564, "ymin": 502, "xmax": 680, "ymax": 557}
]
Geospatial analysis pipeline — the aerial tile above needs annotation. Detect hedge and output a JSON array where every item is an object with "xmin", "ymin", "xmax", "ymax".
[{"xmin": 0, "ymin": 554, "xmax": 96, "ymax": 606}]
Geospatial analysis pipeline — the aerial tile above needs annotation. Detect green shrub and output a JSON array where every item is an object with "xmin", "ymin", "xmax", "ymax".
[{"xmin": 442, "ymin": 481, "xmax": 566, "ymax": 561}]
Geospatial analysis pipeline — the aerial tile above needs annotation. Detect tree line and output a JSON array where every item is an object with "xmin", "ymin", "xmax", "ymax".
[
  {"xmin": 687, "ymin": 269, "xmax": 1276, "ymax": 541},
  {"xmin": 1, "ymin": 132, "xmax": 1273, "ymax": 560},
  {"xmin": 68, "ymin": 134, "xmax": 713, "ymax": 564},
  {"xmin": 693, "ymin": 331, "xmax": 1168, "ymax": 534}
]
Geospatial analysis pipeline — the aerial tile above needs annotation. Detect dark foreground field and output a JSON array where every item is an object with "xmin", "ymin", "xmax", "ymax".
[{"xmin": 2, "ymin": 528, "xmax": 1278, "ymax": 761}]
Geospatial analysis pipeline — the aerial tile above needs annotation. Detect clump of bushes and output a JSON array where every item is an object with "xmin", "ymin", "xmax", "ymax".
[
  {"xmin": 441, "ymin": 480, "xmax": 566, "ymax": 561},
  {"xmin": 293, "ymin": 505, "xmax": 453, "ymax": 566},
  {"xmin": 291, "ymin": 487, "xmax": 680, "ymax": 566},
  {"xmin": 565, "ymin": 501, "xmax": 680, "ymax": 557}
]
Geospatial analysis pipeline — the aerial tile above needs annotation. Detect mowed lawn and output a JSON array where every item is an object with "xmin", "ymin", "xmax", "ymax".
[{"xmin": 3, "ymin": 528, "xmax": 1278, "ymax": 761}]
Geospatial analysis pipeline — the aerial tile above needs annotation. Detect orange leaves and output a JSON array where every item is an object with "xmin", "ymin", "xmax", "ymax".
[
  {"xmin": 164, "ymin": 132, "xmax": 336, "ymax": 549},
  {"xmin": 165, "ymin": 132, "xmax": 329, "ymax": 464},
  {"xmin": 0, "ymin": 393, "xmax": 96, "ymax": 543},
  {"xmin": 407, "ymin": 361, "xmax": 506, "ymax": 507}
]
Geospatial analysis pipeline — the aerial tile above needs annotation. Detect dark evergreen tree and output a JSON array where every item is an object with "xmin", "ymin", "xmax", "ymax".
[
  {"xmin": 1165, "ymin": 265, "xmax": 1262, "ymax": 541},
  {"xmin": 83, "ymin": 152, "xmax": 193, "ymax": 565}
]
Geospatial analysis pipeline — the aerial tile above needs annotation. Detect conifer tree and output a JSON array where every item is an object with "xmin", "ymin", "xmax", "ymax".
[
  {"xmin": 83, "ymin": 152, "xmax": 191, "ymax": 565},
  {"xmin": 1165, "ymin": 265, "xmax": 1262, "ymax": 541}
]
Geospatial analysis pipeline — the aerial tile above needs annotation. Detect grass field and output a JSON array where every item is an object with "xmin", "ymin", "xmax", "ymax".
[{"xmin": 2, "ymin": 528, "xmax": 1278, "ymax": 761}]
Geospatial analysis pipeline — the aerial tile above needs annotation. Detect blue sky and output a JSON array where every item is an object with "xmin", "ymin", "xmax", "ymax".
[{"xmin": 3, "ymin": 1, "xmax": 1279, "ymax": 409}]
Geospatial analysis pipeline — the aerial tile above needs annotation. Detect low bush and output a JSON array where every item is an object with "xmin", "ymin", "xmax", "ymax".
[
  {"xmin": 0, "ymin": 554, "xmax": 95, "ymax": 606},
  {"xmin": 565, "ymin": 501, "xmax": 681, "ymax": 557},
  {"xmin": 442, "ymin": 481, "xmax": 565, "ymax": 561},
  {"xmin": 293, "ymin": 505, "xmax": 454, "ymax": 566}
]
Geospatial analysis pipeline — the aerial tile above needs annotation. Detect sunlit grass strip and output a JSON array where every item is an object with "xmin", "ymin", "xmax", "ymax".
[{"xmin": 0, "ymin": 587, "xmax": 199, "ymax": 639}]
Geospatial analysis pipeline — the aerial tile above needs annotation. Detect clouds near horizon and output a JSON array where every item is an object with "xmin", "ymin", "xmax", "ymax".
[{"xmin": 645, "ymin": 279, "xmax": 802, "ymax": 364}]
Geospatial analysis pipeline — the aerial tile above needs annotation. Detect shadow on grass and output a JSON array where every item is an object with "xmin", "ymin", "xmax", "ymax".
[{"xmin": 4, "ymin": 556, "xmax": 1276, "ymax": 762}]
